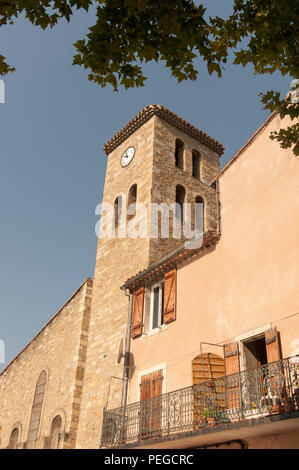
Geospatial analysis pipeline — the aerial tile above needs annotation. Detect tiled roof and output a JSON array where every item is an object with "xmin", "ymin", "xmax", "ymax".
[
  {"xmin": 121, "ymin": 231, "xmax": 219, "ymax": 292},
  {"xmin": 103, "ymin": 104, "xmax": 224, "ymax": 156}
]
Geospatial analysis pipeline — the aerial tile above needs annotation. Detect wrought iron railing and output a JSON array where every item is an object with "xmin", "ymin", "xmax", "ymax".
[{"xmin": 101, "ymin": 356, "xmax": 299, "ymax": 447}]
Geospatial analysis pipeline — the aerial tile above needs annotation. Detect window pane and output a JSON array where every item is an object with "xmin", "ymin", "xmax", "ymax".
[{"xmin": 152, "ymin": 286, "xmax": 160, "ymax": 329}]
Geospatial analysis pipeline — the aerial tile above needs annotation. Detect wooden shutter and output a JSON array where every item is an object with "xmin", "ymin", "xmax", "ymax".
[
  {"xmin": 140, "ymin": 370, "xmax": 163, "ymax": 400},
  {"xmin": 192, "ymin": 353, "xmax": 225, "ymax": 385},
  {"xmin": 140, "ymin": 370, "xmax": 163, "ymax": 437},
  {"xmin": 140, "ymin": 373, "xmax": 152, "ymax": 401},
  {"xmin": 131, "ymin": 287, "xmax": 144, "ymax": 338},
  {"xmin": 265, "ymin": 327, "xmax": 282, "ymax": 364},
  {"xmin": 163, "ymin": 269, "xmax": 176, "ymax": 324},
  {"xmin": 224, "ymin": 342, "xmax": 240, "ymax": 409}
]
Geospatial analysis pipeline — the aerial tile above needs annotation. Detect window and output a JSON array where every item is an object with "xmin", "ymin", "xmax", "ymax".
[
  {"xmin": 8, "ymin": 427, "xmax": 20, "ymax": 449},
  {"xmin": 48, "ymin": 415, "xmax": 62, "ymax": 449},
  {"xmin": 149, "ymin": 281, "xmax": 164, "ymax": 331},
  {"xmin": 192, "ymin": 150, "xmax": 201, "ymax": 179},
  {"xmin": 195, "ymin": 195, "xmax": 204, "ymax": 231},
  {"xmin": 175, "ymin": 139, "xmax": 184, "ymax": 169},
  {"xmin": 131, "ymin": 269, "xmax": 177, "ymax": 339},
  {"xmin": 114, "ymin": 195, "xmax": 123, "ymax": 229},
  {"xmin": 127, "ymin": 184, "xmax": 137, "ymax": 221},
  {"xmin": 175, "ymin": 184, "xmax": 186, "ymax": 222},
  {"xmin": 26, "ymin": 370, "xmax": 47, "ymax": 449}
]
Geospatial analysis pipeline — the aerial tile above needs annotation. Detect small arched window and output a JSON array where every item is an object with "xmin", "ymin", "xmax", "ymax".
[
  {"xmin": 175, "ymin": 185, "xmax": 186, "ymax": 222},
  {"xmin": 127, "ymin": 184, "xmax": 137, "ymax": 221},
  {"xmin": 114, "ymin": 195, "xmax": 123, "ymax": 229},
  {"xmin": 175, "ymin": 139, "xmax": 184, "ymax": 169},
  {"xmin": 48, "ymin": 415, "xmax": 62, "ymax": 449},
  {"xmin": 8, "ymin": 427, "xmax": 19, "ymax": 449},
  {"xmin": 195, "ymin": 195, "xmax": 204, "ymax": 230},
  {"xmin": 192, "ymin": 150, "xmax": 201, "ymax": 179},
  {"xmin": 27, "ymin": 370, "xmax": 47, "ymax": 448}
]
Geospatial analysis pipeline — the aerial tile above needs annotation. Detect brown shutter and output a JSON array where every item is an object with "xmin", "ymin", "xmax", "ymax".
[
  {"xmin": 265, "ymin": 327, "xmax": 282, "ymax": 364},
  {"xmin": 140, "ymin": 370, "xmax": 163, "ymax": 436},
  {"xmin": 163, "ymin": 269, "xmax": 176, "ymax": 324},
  {"xmin": 224, "ymin": 342, "xmax": 240, "ymax": 376},
  {"xmin": 131, "ymin": 287, "xmax": 144, "ymax": 338},
  {"xmin": 140, "ymin": 373, "xmax": 151, "ymax": 401},
  {"xmin": 151, "ymin": 369, "xmax": 163, "ymax": 398},
  {"xmin": 224, "ymin": 342, "xmax": 240, "ymax": 409}
]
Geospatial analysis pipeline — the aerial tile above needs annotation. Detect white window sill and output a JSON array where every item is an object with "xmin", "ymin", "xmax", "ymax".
[{"xmin": 142, "ymin": 324, "xmax": 167, "ymax": 338}]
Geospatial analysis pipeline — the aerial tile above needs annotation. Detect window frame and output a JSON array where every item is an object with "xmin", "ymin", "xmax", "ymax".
[{"xmin": 147, "ymin": 280, "xmax": 164, "ymax": 333}]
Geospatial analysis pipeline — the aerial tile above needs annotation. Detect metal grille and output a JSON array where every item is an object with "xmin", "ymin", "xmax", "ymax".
[{"xmin": 101, "ymin": 356, "xmax": 299, "ymax": 447}]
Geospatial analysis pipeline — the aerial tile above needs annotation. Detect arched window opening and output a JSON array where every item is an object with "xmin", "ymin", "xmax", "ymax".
[
  {"xmin": 192, "ymin": 353, "xmax": 225, "ymax": 385},
  {"xmin": 114, "ymin": 195, "xmax": 123, "ymax": 229},
  {"xmin": 8, "ymin": 427, "xmax": 19, "ymax": 449},
  {"xmin": 175, "ymin": 185, "xmax": 186, "ymax": 222},
  {"xmin": 192, "ymin": 353, "xmax": 225, "ymax": 425},
  {"xmin": 127, "ymin": 184, "xmax": 137, "ymax": 222},
  {"xmin": 48, "ymin": 415, "xmax": 62, "ymax": 449},
  {"xmin": 195, "ymin": 195, "xmax": 204, "ymax": 231},
  {"xmin": 175, "ymin": 139, "xmax": 184, "ymax": 169},
  {"xmin": 192, "ymin": 150, "xmax": 201, "ymax": 179},
  {"xmin": 27, "ymin": 370, "xmax": 47, "ymax": 448}
]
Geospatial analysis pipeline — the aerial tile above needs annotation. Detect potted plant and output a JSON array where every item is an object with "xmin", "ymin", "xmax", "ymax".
[
  {"xmin": 283, "ymin": 397, "xmax": 293, "ymax": 413},
  {"xmin": 203, "ymin": 408, "xmax": 217, "ymax": 426}
]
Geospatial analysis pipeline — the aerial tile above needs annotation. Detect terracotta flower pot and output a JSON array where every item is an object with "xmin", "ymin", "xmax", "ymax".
[
  {"xmin": 283, "ymin": 398, "xmax": 293, "ymax": 413},
  {"xmin": 206, "ymin": 417, "xmax": 216, "ymax": 426}
]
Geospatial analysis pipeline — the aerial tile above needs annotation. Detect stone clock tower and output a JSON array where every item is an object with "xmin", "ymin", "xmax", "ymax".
[{"xmin": 76, "ymin": 105, "xmax": 224, "ymax": 448}]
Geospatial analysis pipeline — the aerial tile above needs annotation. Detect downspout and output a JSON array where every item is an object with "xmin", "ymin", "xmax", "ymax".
[{"xmin": 121, "ymin": 287, "xmax": 133, "ymax": 410}]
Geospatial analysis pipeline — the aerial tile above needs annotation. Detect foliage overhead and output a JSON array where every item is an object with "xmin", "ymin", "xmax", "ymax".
[{"xmin": 0, "ymin": 1, "xmax": 298, "ymax": 153}]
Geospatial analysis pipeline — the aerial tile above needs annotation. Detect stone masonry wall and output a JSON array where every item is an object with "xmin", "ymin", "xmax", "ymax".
[
  {"xmin": 76, "ymin": 113, "xmax": 221, "ymax": 448},
  {"xmin": 0, "ymin": 278, "xmax": 93, "ymax": 449},
  {"xmin": 150, "ymin": 115, "xmax": 220, "ymax": 263}
]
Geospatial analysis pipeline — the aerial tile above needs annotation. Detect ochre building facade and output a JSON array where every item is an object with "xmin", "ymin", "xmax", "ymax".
[{"xmin": 0, "ymin": 105, "xmax": 298, "ymax": 449}]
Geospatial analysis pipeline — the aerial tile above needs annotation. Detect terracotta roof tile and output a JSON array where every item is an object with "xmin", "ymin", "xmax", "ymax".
[
  {"xmin": 121, "ymin": 231, "xmax": 219, "ymax": 291},
  {"xmin": 103, "ymin": 104, "xmax": 224, "ymax": 156}
]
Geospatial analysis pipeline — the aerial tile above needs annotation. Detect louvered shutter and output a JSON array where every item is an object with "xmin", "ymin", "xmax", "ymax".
[
  {"xmin": 151, "ymin": 370, "xmax": 163, "ymax": 434},
  {"xmin": 265, "ymin": 327, "xmax": 282, "ymax": 364},
  {"xmin": 163, "ymin": 269, "xmax": 176, "ymax": 324},
  {"xmin": 224, "ymin": 342, "xmax": 240, "ymax": 409},
  {"xmin": 140, "ymin": 370, "xmax": 163, "ymax": 437},
  {"xmin": 139, "ymin": 373, "xmax": 151, "ymax": 437},
  {"xmin": 131, "ymin": 287, "xmax": 144, "ymax": 338}
]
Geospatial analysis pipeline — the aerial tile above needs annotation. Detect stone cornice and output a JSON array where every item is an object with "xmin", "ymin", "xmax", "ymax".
[{"xmin": 103, "ymin": 104, "xmax": 224, "ymax": 156}]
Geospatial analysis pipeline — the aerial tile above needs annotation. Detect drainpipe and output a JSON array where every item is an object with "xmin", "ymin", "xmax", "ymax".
[{"xmin": 121, "ymin": 287, "xmax": 133, "ymax": 410}]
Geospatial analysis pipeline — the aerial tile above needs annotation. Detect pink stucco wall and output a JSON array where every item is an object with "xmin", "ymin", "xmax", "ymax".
[{"xmin": 128, "ymin": 113, "xmax": 299, "ymax": 404}]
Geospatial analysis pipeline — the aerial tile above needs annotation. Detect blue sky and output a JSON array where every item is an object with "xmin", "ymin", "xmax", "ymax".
[{"xmin": 0, "ymin": 2, "xmax": 291, "ymax": 369}]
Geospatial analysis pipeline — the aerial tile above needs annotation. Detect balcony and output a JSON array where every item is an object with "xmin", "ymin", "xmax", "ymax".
[{"xmin": 101, "ymin": 356, "xmax": 299, "ymax": 448}]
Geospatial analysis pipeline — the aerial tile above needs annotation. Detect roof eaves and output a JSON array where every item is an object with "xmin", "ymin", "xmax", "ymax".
[
  {"xmin": 121, "ymin": 231, "xmax": 219, "ymax": 292},
  {"xmin": 103, "ymin": 104, "xmax": 224, "ymax": 156}
]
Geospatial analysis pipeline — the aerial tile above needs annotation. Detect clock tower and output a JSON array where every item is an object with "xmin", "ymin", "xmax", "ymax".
[{"xmin": 75, "ymin": 105, "xmax": 223, "ymax": 448}]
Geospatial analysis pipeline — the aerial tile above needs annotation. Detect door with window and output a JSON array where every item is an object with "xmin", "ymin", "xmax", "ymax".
[{"xmin": 139, "ymin": 369, "xmax": 163, "ymax": 438}]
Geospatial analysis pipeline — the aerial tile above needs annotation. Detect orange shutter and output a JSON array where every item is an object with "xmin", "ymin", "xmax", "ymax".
[
  {"xmin": 163, "ymin": 269, "xmax": 177, "ymax": 324},
  {"xmin": 131, "ymin": 287, "xmax": 144, "ymax": 338},
  {"xmin": 265, "ymin": 327, "xmax": 282, "ymax": 364},
  {"xmin": 151, "ymin": 369, "xmax": 163, "ymax": 398},
  {"xmin": 140, "ymin": 370, "xmax": 163, "ymax": 437},
  {"xmin": 224, "ymin": 342, "xmax": 240, "ymax": 409},
  {"xmin": 140, "ymin": 373, "xmax": 152, "ymax": 401},
  {"xmin": 132, "ymin": 287, "xmax": 144, "ymax": 338}
]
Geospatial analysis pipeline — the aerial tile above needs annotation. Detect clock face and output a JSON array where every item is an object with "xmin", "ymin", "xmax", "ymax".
[{"xmin": 121, "ymin": 147, "xmax": 135, "ymax": 167}]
